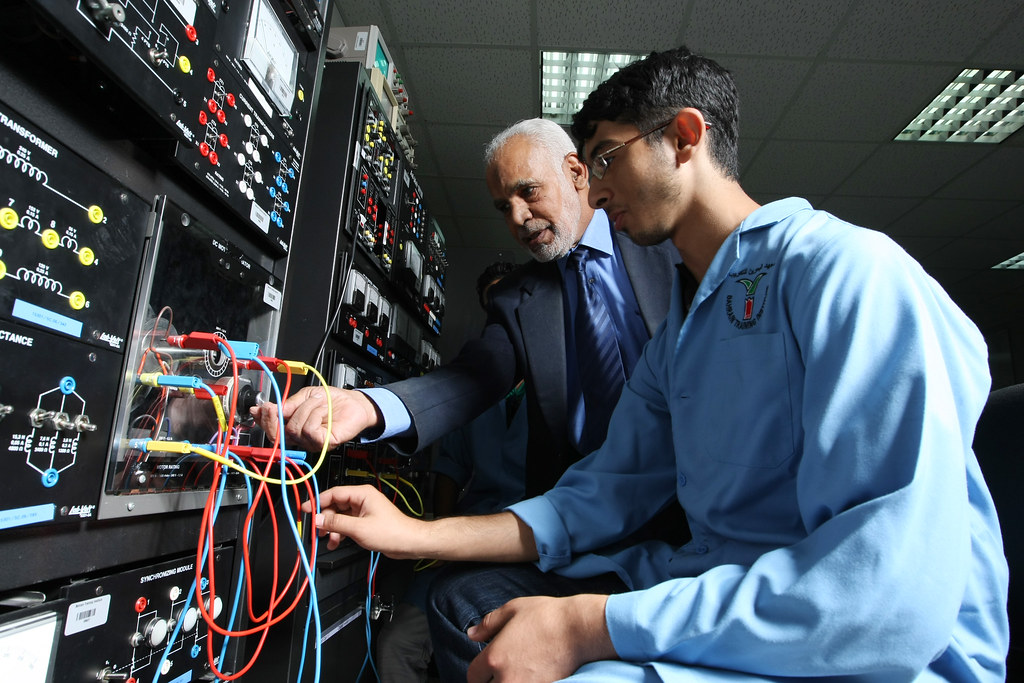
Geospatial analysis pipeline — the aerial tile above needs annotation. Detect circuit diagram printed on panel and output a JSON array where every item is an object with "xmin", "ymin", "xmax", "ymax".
[
  {"xmin": 35, "ymin": 0, "xmax": 314, "ymax": 253},
  {"xmin": 0, "ymin": 100, "xmax": 149, "ymax": 528}
]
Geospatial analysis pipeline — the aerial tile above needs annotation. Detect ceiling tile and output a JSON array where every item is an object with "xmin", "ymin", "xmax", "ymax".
[
  {"xmin": 921, "ymin": 237, "xmax": 1019, "ymax": 270},
  {"xmin": 968, "ymin": 205, "xmax": 1024, "ymax": 241},
  {"xmin": 938, "ymin": 148, "xmax": 1024, "ymax": 201},
  {"xmin": 834, "ymin": 143, "xmax": 990, "ymax": 198},
  {"xmin": 775, "ymin": 61, "xmax": 963, "ymax": 142},
  {"xmin": 441, "ymin": 177, "xmax": 498, "ymax": 219},
  {"xmin": 826, "ymin": 0, "xmax": 1023, "ymax": 61},
  {"xmin": 725, "ymin": 57, "xmax": 814, "ymax": 139},
  {"xmin": 885, "ymin": 198, "xmax": 1018, "ymax": 239},
  {"xmin": 536, "ymin": 1, "xmax": 688, "ymax": 50},
  {"xmin": 817, "ymin": 195, "xmax": 920, "ymax": 231},
  {"xmin": 742, "ymin": 140, "xmax": 877, "ymax": 196},
  {"xmin": 686, "ymin": 0, "xmax": 852, "ymax": 57},
  {"xmin": 400, "ymin": 46, "xmax": 537, "ymax": 126},
  {"xmin": 425, "ymin": 123, "xmax": 504, "ymax": 179}
]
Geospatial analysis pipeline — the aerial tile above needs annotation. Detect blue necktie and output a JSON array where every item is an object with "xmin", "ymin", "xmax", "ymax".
[{"xmin": 569, "ymin": 247, "xmax": 625, "ymax": 452}]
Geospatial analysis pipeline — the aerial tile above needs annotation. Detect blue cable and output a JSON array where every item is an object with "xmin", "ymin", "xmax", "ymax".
[
  {"xmin": 357, "ymin": 551, "xmax": 382, "ymax": 682},
  {"xmin": 253, "ymin": 356, "xmax": 323, "ymax": 683},
  {"xmin": 151, "ymin": 448, "xmax": 250, "ymax": 683}
]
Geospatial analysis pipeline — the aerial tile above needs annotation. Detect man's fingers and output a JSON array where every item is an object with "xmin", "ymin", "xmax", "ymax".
[{"xmin": 467, "ymin": 603, "xmax": 512, "ymax": 643}]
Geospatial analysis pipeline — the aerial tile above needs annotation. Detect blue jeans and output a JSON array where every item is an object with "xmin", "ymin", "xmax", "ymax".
[{"xmin": 425, "ymin": 562, "xmax": 627, "ymax": 681}]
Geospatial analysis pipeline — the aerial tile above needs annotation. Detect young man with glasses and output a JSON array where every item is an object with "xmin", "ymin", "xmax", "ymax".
[{"xmin": 302, "ymin": 47, "xmax": 1009, "ymax": 682}]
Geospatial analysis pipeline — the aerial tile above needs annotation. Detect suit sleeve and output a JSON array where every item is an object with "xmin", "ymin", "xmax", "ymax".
[{"xmin": 386, "ymin": 314, "xmax": 519, "ymax": 452}]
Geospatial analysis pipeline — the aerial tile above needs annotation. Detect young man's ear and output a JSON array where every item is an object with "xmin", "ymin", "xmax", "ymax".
[{"xmin": 671, "ymin": 108, "xmax": 709, "ymax": 162}]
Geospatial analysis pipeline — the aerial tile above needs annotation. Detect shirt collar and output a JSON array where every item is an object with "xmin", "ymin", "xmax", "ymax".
[
  {"xmin": 560, "ymin": 210, "xmax": 613, "ymax": 269},
  {"xmin": 736, "ymin": 197, "xmax": 813, "ymax": 235}
]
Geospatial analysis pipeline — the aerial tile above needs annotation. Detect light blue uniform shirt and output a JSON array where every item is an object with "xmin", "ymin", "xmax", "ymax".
[{"xmin": 510, "ymin": 198, "xmax": 1008, "ymax": 680}]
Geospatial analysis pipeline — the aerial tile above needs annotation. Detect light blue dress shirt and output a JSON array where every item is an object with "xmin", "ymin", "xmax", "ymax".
[{"xmin": 509, "ymin": 198, "xmax": 1008, "ymax": 681}]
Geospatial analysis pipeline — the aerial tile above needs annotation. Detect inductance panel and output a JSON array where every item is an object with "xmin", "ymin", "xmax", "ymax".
[
  {"xmin": 0, "ymin": 99, "xmax": 151, "ymax": 354},
  {"xmin": 0, "ymin": 320, "xmax": 124, "ymax": 529}
]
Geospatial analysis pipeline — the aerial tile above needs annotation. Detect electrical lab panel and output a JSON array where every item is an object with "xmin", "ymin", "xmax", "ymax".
[
  {"xmin": 0, "ymin": 98, "xmax": 150, "ymax": 530},
  {"xmin": 29, "ymin": 0, "xmax": 323, "ymax": 254},
  {"xmin": 51, "ymin": 547, "xmax": 235, "ymax": 683},
  {"xmin": 335, "ymin": 269, "xmax": 388, "ymax": 361},
  {"xmin": 100, "ymin": 196, "xmax": 281, "ymax": 519}
]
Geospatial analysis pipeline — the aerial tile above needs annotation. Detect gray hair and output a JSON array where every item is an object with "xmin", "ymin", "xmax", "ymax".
[{"xmin": 484, "ymin": 118, "xmax": 574, "ymax": 171}]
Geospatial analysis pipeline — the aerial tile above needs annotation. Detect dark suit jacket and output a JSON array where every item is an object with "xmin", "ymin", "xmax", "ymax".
[{"xmin": 388, "ymin": 232, "xmax": 680, "ymax": 494}]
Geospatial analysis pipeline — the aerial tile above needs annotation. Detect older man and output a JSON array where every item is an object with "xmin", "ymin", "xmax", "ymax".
[{"xmin": 255, "ymin": 118, "xmax": 679, "ymax": 493}]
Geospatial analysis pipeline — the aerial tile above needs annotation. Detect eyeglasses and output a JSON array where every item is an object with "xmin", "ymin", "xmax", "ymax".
[
  {"xmin": 587, "ymin": 118, "xmax": 711, "ymax": 180},
  {"xmin": 587, "ymin": 118, "xmax": 675, "ymax": 180}
]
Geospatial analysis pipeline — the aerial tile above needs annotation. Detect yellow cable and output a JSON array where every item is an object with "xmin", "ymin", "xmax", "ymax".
[
  {"xmin": 154, "ymin": 362, "xmax": 331, "ymax": 485},
  {"xmin": 378, "ymin": 476, "xmax": 423, "ymax": 517}
]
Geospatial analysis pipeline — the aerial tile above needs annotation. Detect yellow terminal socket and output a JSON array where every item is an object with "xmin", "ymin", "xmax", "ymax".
[
  {"xmin": 137, "ymin": 372, "xmax": 162, "ymax": 387},
  {"xmin": 298, "ymin": 89, "xmax": 305, "ymax": 102},
  {"xmin": 87, "ymin": 205, "xmax": 104, "ymax": 224},
  {"xmin": 273, "ymin": 360, "xmax": 310, "ymax": 375},
  {"xmin": 0, "ymin": 260, "xmax": 6, "ymax": 279},
  {"xmin": 0, "ymin": 207, "xmax": 17, "ymax": 230},
  {"xmin": 68, "ymin": 291, "xmax": 86, "ymax": 310},
  {"xmin": 41, "ymin": 229, "xmax": 61, "ymax": 249},
  {"xmin": 178, "ymin": 55, "xmax": 192, "ymax": 73},
  {"xmin": 79, "ymin": 247, "xmax": 96, "ymax": 266}
]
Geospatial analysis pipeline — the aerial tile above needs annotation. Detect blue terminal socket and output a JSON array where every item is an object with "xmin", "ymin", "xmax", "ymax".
[
  {"xmin": 222, "ymin": 340, "xmax": 260, "ymax": 360},
  {"xmin": 156, "ymin": 375, "xmax": 204, "ymax": 389}
]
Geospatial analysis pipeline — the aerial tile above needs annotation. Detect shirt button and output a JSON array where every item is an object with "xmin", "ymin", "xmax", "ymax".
[
  {"xmin": 696, "ymin": 545, "xmax": 709, "ymax": 554},
  {"xmin": 678, "ymin": 473, "xmax": 687, "ymax": 486}
]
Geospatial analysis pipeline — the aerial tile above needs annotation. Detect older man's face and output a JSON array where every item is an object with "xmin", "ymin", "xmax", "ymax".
[{"xmin": 486, "ymin": 136, "xmax": 583, "ymax": 262}]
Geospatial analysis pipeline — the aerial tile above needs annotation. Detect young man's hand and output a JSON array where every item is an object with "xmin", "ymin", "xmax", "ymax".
[{"xmin": 466, "ymin": 593, "xmax": 617, "ymax": 682}]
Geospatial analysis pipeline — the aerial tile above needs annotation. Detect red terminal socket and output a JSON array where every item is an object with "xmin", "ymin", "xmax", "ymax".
[
  {"xmin": 198, "ymin": 110, "xmax": 208, "ymax": 126},
  {"xmin": 219, "ymin": 133, "xmax": 229, "ymax": 148},
  {"xmin": 185, "ymin": 24, "xmax": 197, "ymax": 42},
  {"xmin": 167, "ymin": 332, "xmax": 223, "ymax": 351},
  {"xmin": 135, "ymin": 597, "xmax": 148, "ymax": 613},
  {"xmin": 216, "ymin": 109, "xmax": 226, "ymax": 124},
  {"xmin": 208, "ymin": 151, "xmax": 219, "ymax": 165},
  {"xmin": 194, "ymin": 385, "xmax": 228, "ymax": 399},
  {"xmin": 207, "ymin": 68, "xmax": 216, "ymax": 82},
  {"xmin": 226, "ymin": 93, "xmax": 236, "ymax": 108},
  {"xmin": 199, "ymin": 142, "xmax": 210, "ymax": 157},
  {"xmin": 207, "ymin": 99, "xmax": 218, "ymax": 113}
]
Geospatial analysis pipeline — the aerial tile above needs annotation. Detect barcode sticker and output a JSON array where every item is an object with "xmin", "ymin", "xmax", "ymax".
[{"xmin": 64, "ymin": 595, "xmax": 111, "ymax": 636}]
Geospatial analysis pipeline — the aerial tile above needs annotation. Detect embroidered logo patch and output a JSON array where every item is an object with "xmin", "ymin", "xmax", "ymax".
[{"xmin": 725, "ymin": 264, "xmax": 773, "ymax": 330}]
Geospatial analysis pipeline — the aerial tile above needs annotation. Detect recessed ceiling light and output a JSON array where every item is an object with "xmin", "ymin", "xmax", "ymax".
[
  {"xmin": 540, "ymin": 51, "xmax": 643, "ymax": 124},
  {"xmin": 896, "ymin": 69, "xmax": 1024, "ymax": 143},
  {"xmin": 992, "ymin": 251, "xmax": 1024, "ymax": 270}
]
